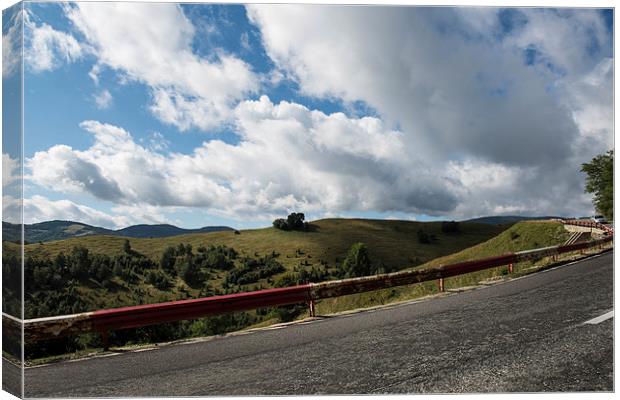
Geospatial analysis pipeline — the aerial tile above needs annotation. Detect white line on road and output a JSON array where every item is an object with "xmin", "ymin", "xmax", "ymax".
[{"xmin": 583, "ymin": 310, "xmax": 614, "ymax": 325}]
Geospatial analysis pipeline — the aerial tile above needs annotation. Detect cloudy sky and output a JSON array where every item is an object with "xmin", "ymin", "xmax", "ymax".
[{"xmin": 2, "ymin": 3, "xmax": 614, "ymax": 229}]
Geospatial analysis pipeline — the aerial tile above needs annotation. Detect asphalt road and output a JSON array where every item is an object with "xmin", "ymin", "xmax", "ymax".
[{"xmin": 13, "ymin": 251, "xmax": 614, "ymax": 396}]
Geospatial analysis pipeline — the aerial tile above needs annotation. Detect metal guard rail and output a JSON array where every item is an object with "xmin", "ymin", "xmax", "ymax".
[
  {"xmin": 5, "ymin": 235, "xmax": 613, "ymax": 344},
  {"xmin": 561, "ymin": 219, "xmax": 613, "ymax": 235}
]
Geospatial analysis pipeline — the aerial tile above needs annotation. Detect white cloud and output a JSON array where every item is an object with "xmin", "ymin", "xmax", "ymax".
[
  {"xmin": 2, "ymin": 195, "xmax": 130, "ymax": 229},
  {"xmin": 2, "ymin": 6, "xmax": 22, "ymax": 78},
  {"xmin": 146, "ymin": 132, "xmax": 170, "ymax": 152},
  {"xmin": 24, "ymin": 11, "xmax": 86, "ymax": 72},
  {"xmin": 17, "ymin": 5, "xmax": 611, "ymax": 222},
  {"xmin": 93, "ymin": 89, "xmax": 112, "ymax": 109},
  {"xmin": 3, "ymin": 153, "xmax": 20, "ymax": 187},
  {"xmin": 63, "ymin": 3, "xmax": 259, "ymax": 131},
  {"xmin": 246, "ymin": 5, "xmax": 611, "ymax": 218},
  {"xmin": 27, "ymin": 99, "xmax": 462, "ymax": 221}
]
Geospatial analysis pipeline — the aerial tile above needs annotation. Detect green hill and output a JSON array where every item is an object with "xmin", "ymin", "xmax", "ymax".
[
  {"xmin": 9, "ymin": 218, "xmax": 512, "ymax": 360},
  {"xmin": 14, "ymin": 218, "xmax": 507, "ymax": 273},
  {"xmin": 316, "ymin": 220, "xmax": 570, "ymax": 314},
  {"xmin": 2, "ymin": 220, "xmax": 233, "ymax": 243}
]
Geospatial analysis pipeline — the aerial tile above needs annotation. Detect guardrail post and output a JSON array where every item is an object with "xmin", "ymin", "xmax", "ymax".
[
  {"xmin": 438, "ymin": 278, "xmax": 444, "ymax": 292},
  {"xmin": 100, "ymin": 330, "xmax": 110, "ymax": 351},
  {"xmin": 308, "ymin": 300, "xmax": 316, "ymax": 317},
  {"xmin": 508, "ymin": 263, "xmax": 513, "ymax": 274}
]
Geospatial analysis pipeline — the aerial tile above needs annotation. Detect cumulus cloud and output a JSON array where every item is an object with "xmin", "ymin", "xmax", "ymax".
[
  {"xmin": 247, "ymin": 5, "xmax": 612, "ymax": 218},
  {"xmin": 24, "ymin": 10, "xmax": 86, "ymax": 72},
  {"xmin": 3, "ymin": 153, "xmax": 20, "ymax": 187},
  {"xmin": 18, "ymin": 5, "xmax": 613, "ymax": 222},
  {"xmin": 2, "ymin": 6, "xmax": 22, "ymax": 78},
  {"xmin": 63, "ymin": 3, "xmax": 259, "ymax": 131},
  {"xmin": 93, "ymin": 89, "xmax": 112, "ymax": 109},
  {"xmin": 2, "ymin": 195, "xmax": 129, "ymax": 229},
  {"xmin": 27, "ymin": 99, "xmax": 463, "ymax": 221}
]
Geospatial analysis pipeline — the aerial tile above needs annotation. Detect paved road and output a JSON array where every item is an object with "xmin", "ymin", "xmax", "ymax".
[{"xmin": 16, "ymin": 251, "xmax": 614, "ymax": 396}]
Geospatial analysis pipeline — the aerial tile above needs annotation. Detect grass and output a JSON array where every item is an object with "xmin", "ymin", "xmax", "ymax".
[
  {"xmin": 315, "ymin": 221, "xmax": 571, "ymax": 315},
  {"xmin": 12, "ymin": 218, "xmax": 507, "ymax": 273},
  {"xmin": 9, "ymin": 218, "xmax": 508, "ymax": 317}
]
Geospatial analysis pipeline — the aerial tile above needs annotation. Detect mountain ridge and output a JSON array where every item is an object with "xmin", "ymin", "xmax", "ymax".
[{"xmin": 2, "ymin": 220, "xmax": 234, "ymax": 243}]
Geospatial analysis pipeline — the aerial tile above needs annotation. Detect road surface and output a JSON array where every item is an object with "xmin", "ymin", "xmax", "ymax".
[{"xmin": 11, "ymin": 251, "xmax": 614, "ymax": 396}]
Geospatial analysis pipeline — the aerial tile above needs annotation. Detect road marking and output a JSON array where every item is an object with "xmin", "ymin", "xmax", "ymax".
[{"xmin": 583, "ymin": 310, "xmax": 614, "ymax": 325}]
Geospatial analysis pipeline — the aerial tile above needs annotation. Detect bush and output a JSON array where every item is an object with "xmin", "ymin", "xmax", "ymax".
[
  {"xmin": 340, "ymin": 242, "xmax": 374, "ymax": 278},
  {"xmin": 417, "ymin": 230, "xmax": 431, "ymax": 244},
  {"xmin": 146, "ymin": 270, "xmax": 172, "ymax": 290},
  {"xmin": 441, "ymin": 221, "xmax": 460, "ymax": 233},
  {"xmin": 272, "ymin": 212, "xmax": 309, "ymax": 231},
  {"xmin": 273, "ymin": 218, "xmax": 289, "ymax": 230}
]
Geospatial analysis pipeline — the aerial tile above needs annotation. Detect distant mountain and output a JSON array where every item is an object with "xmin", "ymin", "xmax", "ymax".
[
  {"xmin": 2, "ymin": 220, "xmax": 234, "ymax": 243},
  {"xmin": 462, "ymin": 216, "xmax": 561, "ymax": 225},
  {"xmin": 115, "ymin": 224, "xmax": 235, "ymax": 238}
]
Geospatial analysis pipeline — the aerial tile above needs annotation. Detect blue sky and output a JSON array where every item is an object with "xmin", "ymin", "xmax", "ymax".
[{"xmin": 2, "ymin": 3, "xmax": 614, "ymax": 229}]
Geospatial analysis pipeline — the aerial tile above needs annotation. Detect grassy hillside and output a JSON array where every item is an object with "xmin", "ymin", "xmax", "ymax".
[
  {"xmin": 10, "ymin": 218, "xmax": 510, "ymax": 360},
  {"xmin": 419, "ymin": 220, "xmax": 569, "ymax": 269},
  {"xmin": 13, "ymin": 218, "xmax": 506, "ymax": 273},
  {"xmin": 316, "ymin": 221, "xmax": 570, "ymax": 315}
]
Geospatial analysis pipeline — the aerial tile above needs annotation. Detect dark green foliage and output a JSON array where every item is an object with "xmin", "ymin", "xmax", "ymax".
[
  {"xmin": 69, "ymin": 246, "xmax": 91, "ymax": 282},
  {"xmin": 272, "ymin": 212, "xmax": 309, "ymax": 231},
  {"xmin": 176, "ymin": 255, "xmax": 205, "ymax": 288},
  {"xmin": 224, "ymin": 255, "xmax": 285, "ymax": 286},
  {"xmin": 123, "ymin": 239, "xmax": 132, "ymax": 254},
  {"xmin": 339, "ymin": 242, "xmax": 374, "ymax": 278},
  {"xmin": 160, "ymin": 246, "xmax": 176, "ymax": 274},
  {"xmin": 441, "ymin": 221, "xmax": 460, "ymax": 233},
  {"xmin": 146, "ymin": 270, "xmax": 172, "ymax": 290},
  {"xmin": 197, "ymin": 245, "xmax": 236, "ymax": 270},
  {"xmin": 272, "ymin": 218, "xmax": 288, "ymax": 230},
  {"xmin": 287, "ymin": 212, "xmax": 306, "ymax": 230},
  {"xmin": 2, "ymin": 252, "xmax": 22, "ymax": 316},
  {"xmin": 417, "ymin": 230, "xmax": 431, "ymax": 244},
  {"xmin": 581, "ymin": 150, "xmax": 613, "ymax": 220}
]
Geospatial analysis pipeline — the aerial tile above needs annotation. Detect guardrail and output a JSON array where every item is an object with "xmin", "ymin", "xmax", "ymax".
[
  {"xmin": 561, "ymin": 219, "xmax": 614, "ymax": 235},
  {"xmin": 4, "ymin": 234, "xmax": 613, "ymax": 348}
]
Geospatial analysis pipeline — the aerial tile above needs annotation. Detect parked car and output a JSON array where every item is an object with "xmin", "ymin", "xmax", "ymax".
[{"xmin": 591, "ymin": 215, "xmax": 608, "ymax": 224}]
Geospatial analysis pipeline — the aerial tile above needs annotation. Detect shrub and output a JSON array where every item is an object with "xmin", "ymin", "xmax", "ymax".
[
  {"xmin": 441, "ymin": 221, "xmax": 460, "ymax": 233},
  {"xmin": 417, "ymin": 230, "xmax": 431, "ymax": 244}
]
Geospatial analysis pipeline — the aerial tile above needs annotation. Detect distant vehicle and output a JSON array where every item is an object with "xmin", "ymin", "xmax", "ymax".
[{"xmin": 591, "ymin": 215, "xmax": 608, "ymax": 224}]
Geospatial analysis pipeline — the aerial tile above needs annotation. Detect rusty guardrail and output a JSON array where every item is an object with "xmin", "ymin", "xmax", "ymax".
[
  {"xmin": 4, "ymin": 234, "xmax": 613, "ymax": 347},
  {"xmin": 562, "ymin": 219, "xmax": 614, "ymax": 234}
]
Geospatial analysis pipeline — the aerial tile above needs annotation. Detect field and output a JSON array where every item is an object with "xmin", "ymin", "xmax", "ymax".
[
  {"xmin": 7, "ymin": 218, "xmax": 508, "ymax": 318},
  {"xmin": 10, "ymin": 218, "xmax": 583, "ymax": 361},
  {"xmin": 316, "ymin": 221, "xmax": 571, "ymax": 315},
  {"xmin": 12, "ymin": 218, "xmax": 506, "ymax": 273}
]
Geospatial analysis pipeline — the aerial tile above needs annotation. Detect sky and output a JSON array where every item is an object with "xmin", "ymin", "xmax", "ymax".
[{"xmin": 1, "ymin": 2, "xmax": 614, "ymax": 230}]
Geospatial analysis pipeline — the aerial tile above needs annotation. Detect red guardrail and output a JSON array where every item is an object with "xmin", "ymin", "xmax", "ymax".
[
  {"xmin": 562, "ymin": 219, "xmax": 613, "ymax": 234},
  {"xmin": 11, "ymin": 234, "xmax": 613, "ymax": 346}
]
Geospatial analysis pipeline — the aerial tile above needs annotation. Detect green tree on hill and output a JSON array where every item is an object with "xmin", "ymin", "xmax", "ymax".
[
  {"xmin": 581, "ymin": 150, "xmax": 613, "ymax": 220},
  {"xmin": 340, "ymin": 242, "xmax": 373, "ymax": 278},
  {"xmin": 273, "ymin": 212, "xmax": 309, "ymax": 231}
]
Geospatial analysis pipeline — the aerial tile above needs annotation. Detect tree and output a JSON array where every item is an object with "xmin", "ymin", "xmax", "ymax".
[
  {"xmin": 581, "ymin": 150, "xmax": 613, "ymax": 220},
  {"xmin": 340, "ymin": 242, "xmax": 373, "ymax": 278},
  {"xmin": 287, "ymin": 213, "xmax": 306, "ymax": 230},
  {"xmin": 441, "ymin": 221, "xmax": 460, "ymax": 233},
  {"xmin": 160, "ymin": 246, "xmax": 176, "ymax": 274},
  {"xmin": 417, "ymin": 230, "xmax": 431, "ymax": 244},
  {"xmin": 272, "ymin": 212, "xmax": 308, "ymax": 231},
  {"xmin": 272, "ymin": 218, "xmax": 289, "ymax": 230}
]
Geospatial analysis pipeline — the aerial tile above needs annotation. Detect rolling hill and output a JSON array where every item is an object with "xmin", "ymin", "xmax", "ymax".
[
  {"xmin": 13, "ymin": 218, "xmax": 508, "ymax": 272},
  {"xmin": 317, "ymin": 220, "xmax": 571, "ymax": 315},
  {"xmin": 2, "ymin": 220, "xmax": 233, "ymax": 243}
]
